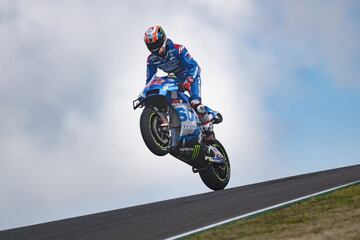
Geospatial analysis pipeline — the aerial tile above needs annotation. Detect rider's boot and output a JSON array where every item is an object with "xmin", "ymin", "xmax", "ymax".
[
  {"xmin": 213, "ymin": 112, "xmax": 223, "ymax": 124},
  {"xmin": 193, "ymin": 103, "xmax": 216, "ymax": 142},
  {"xmin": 202, "ymin": 121, "xmax": 215, "ymax": 142}
]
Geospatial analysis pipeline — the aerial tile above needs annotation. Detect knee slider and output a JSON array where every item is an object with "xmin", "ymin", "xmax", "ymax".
[
  {"xmin": 196, "ymin": 104, "xmax": 206, "ymax": 115},
  {"xmin": 192, "ymin": 104, "xmax": 206, "ymax": 116}
]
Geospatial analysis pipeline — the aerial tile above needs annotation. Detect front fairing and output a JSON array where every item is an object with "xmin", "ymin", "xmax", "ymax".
[
  {"xmin": 133, "ymin": 76, "xmax": 179, "ymax": 109},
  {"xmin": 142, "ymin": 76, "xmax": 179, "ymax": 98}
]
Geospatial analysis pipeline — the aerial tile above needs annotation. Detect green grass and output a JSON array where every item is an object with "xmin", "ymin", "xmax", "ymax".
[{"xmin": 185, "ymin": 183, "xmax": 360, "ymax": 240}]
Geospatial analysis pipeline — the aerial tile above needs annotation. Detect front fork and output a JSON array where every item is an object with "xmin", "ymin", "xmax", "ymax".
[{"xmin": 151, "ymin": 106, "xmax": 182, "ymax": 148}]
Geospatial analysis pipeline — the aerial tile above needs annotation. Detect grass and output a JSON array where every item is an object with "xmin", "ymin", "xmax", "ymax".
[{"xmin": 185, "ymin": 183, "xmax": 360, "ymax": 240}]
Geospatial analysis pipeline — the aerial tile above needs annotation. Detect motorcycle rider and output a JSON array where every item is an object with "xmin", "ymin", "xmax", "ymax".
[{"xmin": 144, "ymin": 26, "xmax": 217, "ymax": 141}]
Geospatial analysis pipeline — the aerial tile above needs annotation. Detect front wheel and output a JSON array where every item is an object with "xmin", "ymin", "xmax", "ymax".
[
  {"xmin": 140, "ymin": 107, "xmax": 170, "ymax": 156},
  {"xmin": 199, "ymin": 140, "xmax": 231, "ymax": 190}
]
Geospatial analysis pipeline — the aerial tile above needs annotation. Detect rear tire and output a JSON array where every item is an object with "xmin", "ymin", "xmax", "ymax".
[
  {"xmin": 199, "ymin": 140, "xmax": 230, "ymax": 190},
  {"xmin": 140, "ymin": 108, "xmax": 170, "ymax": 156}
]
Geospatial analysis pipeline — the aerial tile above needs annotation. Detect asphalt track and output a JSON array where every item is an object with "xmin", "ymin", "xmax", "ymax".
[{"xmin": 1, "ymin": 165, "xmax": 359, "ymax": 240}]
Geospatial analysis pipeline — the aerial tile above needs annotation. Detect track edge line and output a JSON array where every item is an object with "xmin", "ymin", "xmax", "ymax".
[{"xmin": 165, "ymin": 180, "xmax": 360, "ymax": 240}]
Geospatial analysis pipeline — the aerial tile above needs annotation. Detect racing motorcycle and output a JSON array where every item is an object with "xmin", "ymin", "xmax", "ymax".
[{"xmin": 133, "ymin": 75, "xmax": 230, "ymax": 190}]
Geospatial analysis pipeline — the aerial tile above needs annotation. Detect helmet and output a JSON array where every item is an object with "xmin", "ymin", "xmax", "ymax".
[{"xmin": 144, "ymin": 26, "xmax": 167, "ymax": 55}]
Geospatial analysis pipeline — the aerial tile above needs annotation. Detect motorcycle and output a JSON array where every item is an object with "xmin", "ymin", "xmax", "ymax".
[{"xmin": 133, "ymin": 75, "xmax": 230, "ymax": 190}]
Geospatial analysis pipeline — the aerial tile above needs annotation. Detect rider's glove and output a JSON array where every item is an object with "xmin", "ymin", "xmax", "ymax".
[{"xmin": 182, "ymin": 77, "xmax": 194, "ymax": 92}]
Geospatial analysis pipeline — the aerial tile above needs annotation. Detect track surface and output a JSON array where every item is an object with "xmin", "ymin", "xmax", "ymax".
[{"xmin": 1, "ymin": 165, "xmax": 359, "ymax": 240}]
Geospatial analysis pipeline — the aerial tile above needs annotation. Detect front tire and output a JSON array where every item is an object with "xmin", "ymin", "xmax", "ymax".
[
  {"xmin": 199, "ymin": 140, "xmax": 231, "ymax": 190},
  {"xmin": 140, "ymin": 108, "xmax": 170, "ymax": 156}
]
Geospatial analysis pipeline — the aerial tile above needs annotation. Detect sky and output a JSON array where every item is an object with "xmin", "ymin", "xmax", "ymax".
[{"xmin": 1, "ymin": 0, "xmax": 359, "ymax": 230}]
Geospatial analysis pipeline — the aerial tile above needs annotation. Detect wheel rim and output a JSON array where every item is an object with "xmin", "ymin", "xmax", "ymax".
[
  {"xmin": 212, "ymin": 143, "xmax": 230, "ymax": 182},
  {"xmin": 149, "ymin": 112, "xmax": 170, "ymax": 150}
]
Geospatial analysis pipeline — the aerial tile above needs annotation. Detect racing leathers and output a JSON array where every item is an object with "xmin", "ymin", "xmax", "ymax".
[{"xmin": 146, "ymin": 38, "xmax": 214, "ymax": 140}]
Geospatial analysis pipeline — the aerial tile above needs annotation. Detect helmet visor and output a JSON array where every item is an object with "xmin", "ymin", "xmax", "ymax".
[{"xmin": 147, "ymin": 41, "xmax": 162, "ymax": 52}]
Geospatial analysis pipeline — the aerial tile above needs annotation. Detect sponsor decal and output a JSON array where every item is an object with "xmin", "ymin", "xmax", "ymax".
[
  {"xmin": 197, "ymin": 78, "xmax": 201, "ymax": 98},
  {"xmin": 192, "ymin": 144, "xmax": 201, "ymax": 160},
  {"xmin": 174, "ymin": 44, "xmax": 184, "ymax": 54},
  {"xmin": 159, "ymin": 59, "xmax": 180, "ymax": 72},
  {"xmin": 172, "ymin": 99, "xmax": 183, "ymax": 104},
  {"xmin": 146, "ymin": 78, "xmax": 165, "ymax": 88},
  {"xmin": 179, "ymin": 147, "xmax": 194, "ymax": 152},
  {"xmin": 192, "ymin": 66, "xmax": 199, "ymax": 78},
  {"xmin": 183, "ymin": 123, "xmax": 196, "ymax": 129}
]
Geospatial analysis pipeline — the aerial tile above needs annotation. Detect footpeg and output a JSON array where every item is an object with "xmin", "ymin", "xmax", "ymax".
[
  {"xmin": 205, "ymin": 156, "xmax": 225, "ymax": 165},
  {"xmin": 192, "ymin": 165, "xmax": 209, "ymax": 173}
]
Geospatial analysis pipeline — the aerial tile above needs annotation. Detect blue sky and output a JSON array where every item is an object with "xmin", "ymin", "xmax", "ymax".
[
  {"xmin": 0, "ymin": 0, "xmax": 359, "ymax": 230},
  {"xmin": 267, "ymin": 66, "xmax": 360, "ymax": 172}
]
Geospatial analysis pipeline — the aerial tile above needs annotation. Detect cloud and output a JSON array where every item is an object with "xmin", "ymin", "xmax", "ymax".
[{"xmin": 245, "ymin": 0, "xmax": 360, "ymax": 87}]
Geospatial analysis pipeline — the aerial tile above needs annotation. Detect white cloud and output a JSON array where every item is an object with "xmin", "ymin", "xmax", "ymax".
[{"xmin": 246, "ymin": 1, "xmax": 360, "ymax": 87}]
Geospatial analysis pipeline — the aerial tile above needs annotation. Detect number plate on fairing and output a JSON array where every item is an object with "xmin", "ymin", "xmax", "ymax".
[{"xmin": 172, "ymin": 103, "xmax": 199, "ymax": 137}]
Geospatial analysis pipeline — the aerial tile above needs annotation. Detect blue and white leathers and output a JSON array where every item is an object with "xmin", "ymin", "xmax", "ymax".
[{"xmin": 146, "ymin": 39, "xmax": 201, "ymax": 102}]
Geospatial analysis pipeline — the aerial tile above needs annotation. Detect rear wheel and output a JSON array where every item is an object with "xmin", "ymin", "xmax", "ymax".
[
  {"xmin": 199, "ymin": 140, "xmax": 230, "ymax": 190},
  {"xmin": 140, "ymin": 107, "xmax": 170, "ymax": 156}
]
